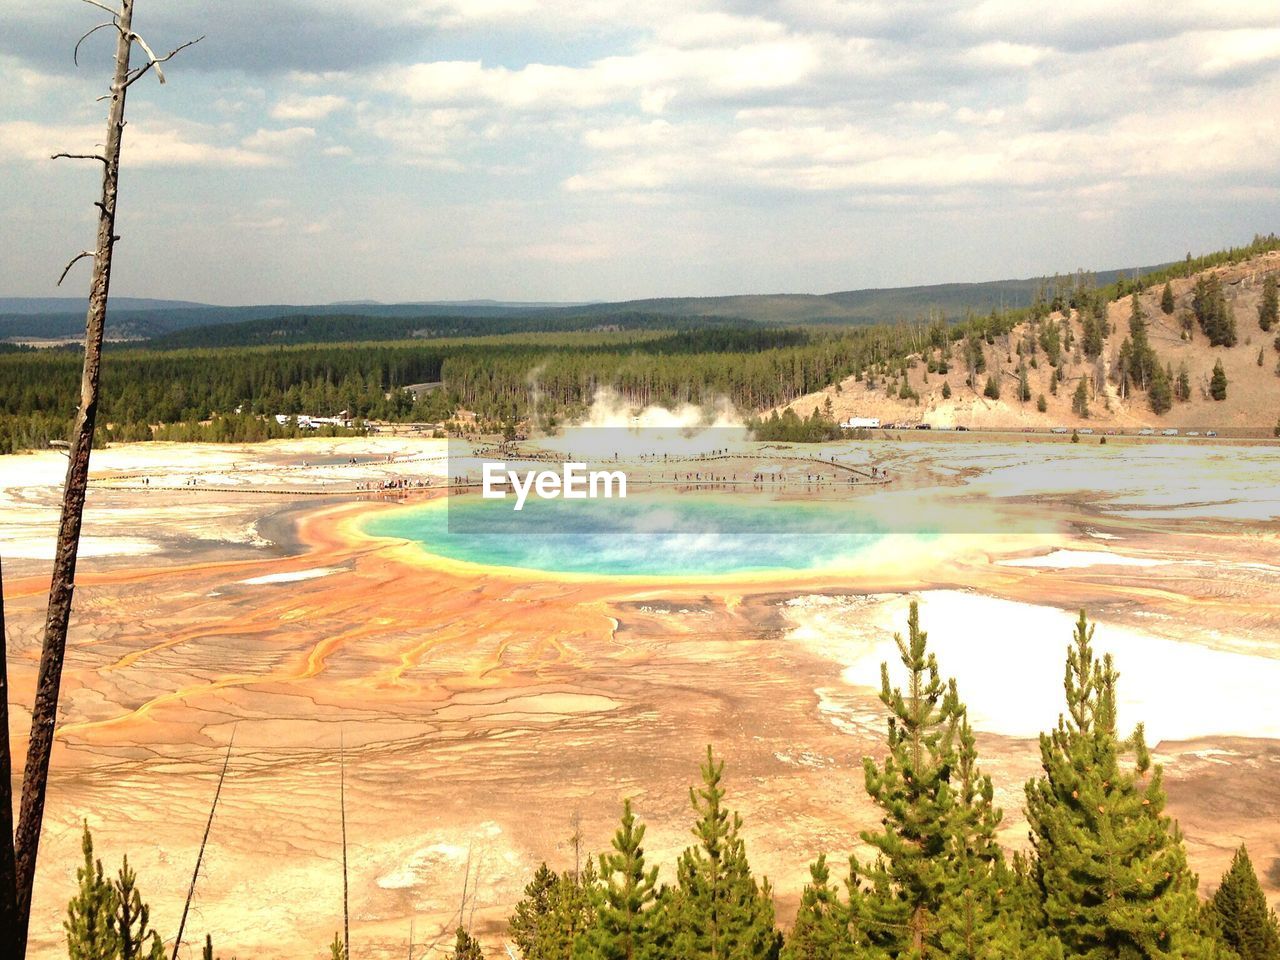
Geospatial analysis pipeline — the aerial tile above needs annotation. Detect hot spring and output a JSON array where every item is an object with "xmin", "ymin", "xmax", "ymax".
[{"xmin": 361, "ymin": 492, "xmax": 934, "ymax": 578}]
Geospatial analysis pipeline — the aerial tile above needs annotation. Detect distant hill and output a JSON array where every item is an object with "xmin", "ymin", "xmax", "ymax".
[
  {"xmin": 141, "ymin": 311, "xmax": 735, "ymax": 350},
  {"xmin": 779, "ymin": 251, "xmax": 1280, "ymax": 433},
  {"xmin": 2, "ymin": 261, "xmax": 1174, "ymax": 345},
  {"xmin": 0, "ymin": 296, "xmax": 212, "ymax": 314}
]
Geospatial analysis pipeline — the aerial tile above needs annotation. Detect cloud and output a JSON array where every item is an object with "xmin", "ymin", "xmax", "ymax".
[
  {"xmin": 240, "ymin": 126, "xmax": 317, "ymax": 151},
  {"xmin": 0, "ymin": 119, "xmax": 275, "ymax": 168},
  {"xmin": 269, "ymin": 93, "xmax": 348, "ymax": 120}
]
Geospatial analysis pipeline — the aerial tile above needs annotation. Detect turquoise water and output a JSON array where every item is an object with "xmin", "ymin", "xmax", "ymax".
[{"xmin": 363, "ymin": 493, "xmax": 917, "ymax": 577}]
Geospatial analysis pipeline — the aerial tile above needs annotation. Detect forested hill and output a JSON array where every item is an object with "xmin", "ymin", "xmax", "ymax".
[
  {"xmin": 141, "ymin": 311, "xmax": 736, "ymax": 350},
  {"xmin": 4, "ymin": 259, "xmax": 1177, "ymax": 345},
  {"xmin": 541, "ymin": 263, "xmax": 1174, "ymax": 325}
]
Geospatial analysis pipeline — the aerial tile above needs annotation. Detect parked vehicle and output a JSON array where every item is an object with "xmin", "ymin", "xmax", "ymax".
[
  {"xmin": 1138, "ymin": 427, "xmax": 1155, "ymax": 436},
  {"xmin": 1206, "ymin": 430, "xmax": 1218, "ymax": 437},
  {"xmin": 1079, "ymin": 428, "xmax": 1094, "ymax": 435},
  {"xmin": 1051, "ymin": 426, "xmax": 1069, "ymax": 434},
  {"xmin": 1162, "ymin": 428, "xmax": 1179, "ymax": 436},
  {"xmin": 1186, "ymin": 431, "xmax": 1200, "ymax": 437},
  {"xmin": 916, "ymin": 423, "xmax": 932, "ymax": 429}
]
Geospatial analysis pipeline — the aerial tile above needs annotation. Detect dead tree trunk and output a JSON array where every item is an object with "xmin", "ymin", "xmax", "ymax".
[
  {"xmin": 0, "ymin": 555, "xmax": 17, "ymax": 954},
  {"xmin": 11, "ymin": 4, "xmax": 136, "ymax": 945},
  {"xmin": 8, "ymin": 4, "xmax": 199, "ymax": 952}
]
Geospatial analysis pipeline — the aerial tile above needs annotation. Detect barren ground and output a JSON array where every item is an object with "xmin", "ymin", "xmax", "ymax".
[{"xmin": 3, "ymin": 436, "xmax": 1279, "ymax": 959}]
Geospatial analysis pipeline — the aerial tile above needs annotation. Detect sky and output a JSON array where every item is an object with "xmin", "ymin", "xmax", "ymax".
[{"xmin": 1, "ymin": 0, "xmax": 1278, "ymax": 305}]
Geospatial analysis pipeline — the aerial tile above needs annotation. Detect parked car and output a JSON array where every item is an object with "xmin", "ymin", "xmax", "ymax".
[
  {"xmin": 1162, "ymin": 428, "xmax": 1179, "ymax": 436},
  {"xmin": 1051, "ymin": 426, "xmax": 1069, "ymax": 434},
  {"xmin": 1206, "ymin": 430, "xmax": 1218, "ymax": 437},
  {"xmin": 1138, "ymin": 427, "xmax": 1155, "ymax": 436},
  {"xmin": 955, "ymin": 425, "xmax": 970, "ymax": 431},
  {"xmin": 1186, "ymin": 431, "xmax": 1200, "ymax": 437},
  {"xmin": 1079, "ymin": 428, "xmax": 1094, "ymax": 435},
  {"xmin": 916, "ymin": 423, "xmax": 932, "ymax": 430}
]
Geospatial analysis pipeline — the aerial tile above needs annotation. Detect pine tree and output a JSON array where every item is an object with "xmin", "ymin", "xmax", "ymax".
[
  {"xmin": 514, "ymin": 861, "xmax": 600, "ymax": 960},
  {"xmin": 1211, "ymin": 360, "xmax": 1228, "ymax": 401},
  {"xmin": 1128, "ymin": 295, "xmax": 1158, "ymax": 390},
  {"xmin": 1025, "ymin": 611, "xmax": 1212, "ymax": 959},
  {"xmin": 66, "ymin": 823, "xmax": 121, "ymax": 960},
  {"xmin": 1149, "ymin": 363, "xmax": 1173, "ymax": 415},
  {"xmin": 674, "ymin": 747, "xmax": 781, "ymax": 960},
  {"xmin": 858, "ymin": 602, "xmax": 964, "ymax": 957},
  {"xmin": 1194, "ymin": 275, "xmax": 1238, "ymax": 347},
  {"xmin": 941, "ymin": 382, "xmax": 951, "ymax": 400},
  {"xmin": 1018, "ymin": 363, "xmax": 1032, "ymax": 402},
  {"xmin": 330, "ymin": 931, "xmax": 347, "ymax": 960},
  {"xmin": 983, "ymin": 376, "xmax": 1000, "ymax": 400},
  {"xmin": 578, "ymin": 799, "xmax": 664, "ymax": 960},
  {"xmin": 453, "ymin": 926, "xmax": 485, "ymax": 960},
  {"xmin": 1037, "ymin": 394, "xmax": 1047, "ymax": 413},
  {"xmin": 513, "ymin": 864, "xmax": 561, "ymax": 959},
  {"xmin": 114, "ymin": 854, "xmax": 162, "ymax": 960},
  {"xmin": 1161, "ymin": 282, "xmax": 1176, "ymax": 315},
  {"xmin": 1175, "ymin": 363, "xmax": 1192, "ymax": 402},
  {"xmin": 782, "ymin": 854, "xmax": 872, "ymax": 960},
  {"xmin": 202, "ymin": 934, "xmax": 216, "ymax": 960},
  {"xmin": 1072, "ymin": 379, "xmax": 1090, "ymax": 418},
  {"xmin": 1207, "ymin": 846, "xmax": 1280, "ymax": 960},
  {"xmin": 1259, "ymin": 274, "xmax": 1278, "ymax": 332},
  {"xmin": 934, "ymin": 712, "xmax": 1029, "ymax": 960}
]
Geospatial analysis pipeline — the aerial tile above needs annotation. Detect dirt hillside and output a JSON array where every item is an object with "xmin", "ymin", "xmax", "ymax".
[{"xmin": 783, "ymin": 251, "xmax": 1280, "ymax": 433}]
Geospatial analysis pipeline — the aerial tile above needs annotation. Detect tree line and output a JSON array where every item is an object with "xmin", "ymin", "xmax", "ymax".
[{"xmin": 66, "ymin": 608, "xmax": 1280, "ymax": 960}]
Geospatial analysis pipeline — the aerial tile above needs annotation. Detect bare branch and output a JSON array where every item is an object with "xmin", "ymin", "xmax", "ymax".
[
  {"xmin": 51, "ymin": 152, "xmax": 108, "ymax": 165},
  {"xmin": 171, "ymin": 730, "xmax": 235, "ymax": 960},
  {"xmin": 79, "ymin": 0, "xmax": 124, "ymax": 18},
  {"xmin": 126, "ymin": 33, "xmax": 203, "ymax": 86},
  {"xmin": 57, "ymin": 252, "xmax": 95, "ymax": 287},
  {"xmin": 74, "ymin": 21, "xmax": 121, "ymax": 66}
]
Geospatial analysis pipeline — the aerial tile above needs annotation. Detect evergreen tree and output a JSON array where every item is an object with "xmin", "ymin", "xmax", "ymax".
[
  {"xmin": 1037, "ymin": 394, "xmax": 1048, "ymax": 413},
  {"xmin": 674, "ymin": 748, "xmax": 782, "ymax": 960},
  {"xmin": 1073, "ymin": 379, "xmax": 1090, "ymax": 418},
  {"xmin": 858, "ymin": 603, "xmax": 971, "ymax": 958},
  {"xmin": 113, "ymin": 855, "xmax": 163, "ymax": 960},
  {"xmin": 1193, "ymin": 275, "xmax": 1238, "ymax": 347},
  {"xmin": 1175, "ymin": 364, "xmax": 1192, "ymax": 402},
  {"xmin": 453, "ymin": 926, "xmax": 485, "ymax": 960},
  {"xmin": 1018, "ymin": 363, "xmax": 1032, "ymax": 402},
  {"xmin": 934, "ymin": 712, "xmax": 1028, "ymax": 960},
  {"xmin": 941, "ymin": 382, "xmax": 951, "ymax": 400},
  {"xmin": 513, "ymin": 864, "xmax": 561, "ymax": 959},
  {"xmin": 782, "ymin": 854, "xmax": 872, "ymax": 960},
  {"xmin": 1259, "ymin": 274, "xmax": 1278, "ymax": 332},
  {"xmin": 514, "ymin": 861, "xmax": 600, "ymax": 960},
  {"xmin": 1127, "ymin": 295, "xmax": 1158, "ymax": 390},
  {"xmin": 1208, "ymin": 846, "xmax": 1280, "ymax": 960},
  {"xmin": 1025, "ymin": 612, "xmax": 1212, "ymax": 959},
  {"xmin": 1082, "ymin": 312, "xmax": 1105, "ymax": 361},
  {"xmin": 1161, "ymin": 282, "xmax": 1176, "ymax": 315},
  {"xmin": 983, "ymin": 376, "xmax": 1000, "ymax": 400},
  {"xmin": 1211, "ymin": 360, "xmax": 1228, "ymax": 401},
  {"xmin": 330, "ymin": 932, "xmax": 347, "ymax": 960},
  {"xmin": 66, "ymin": 824, "xmax": 121, "ymax": 960},
  {"xmin": 1149, "ymin": 364, "xmax": 1173, "ymax": 415},
  {"xmin": 578, "ymin": 799, "xmax": 664, "ymax": 960}
]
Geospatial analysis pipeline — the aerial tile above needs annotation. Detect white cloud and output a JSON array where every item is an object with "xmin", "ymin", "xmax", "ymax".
[
  {"xmin": 269, "ymin": 93, "xmax": 349, "ymax": 120},
  {"xmin": 0, "ymin": 120, "xmax": 275, "ymax": 168},
  {"xmin": 240, "ymin": 126, "xmax": 317, "ymax": 151}
]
